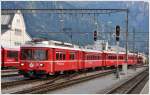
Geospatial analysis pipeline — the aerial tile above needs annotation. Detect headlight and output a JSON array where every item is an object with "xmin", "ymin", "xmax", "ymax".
[
  {"xmin": 39, "ymin": 63, "xmax": 44, "ymax": 67},
  {"xmin": 20, "ymin": 63, "xmax": 24, "ymax": 66}
]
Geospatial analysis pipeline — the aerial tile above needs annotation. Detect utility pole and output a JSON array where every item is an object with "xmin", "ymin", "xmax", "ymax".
[
  {"xmin": 133, "ymin": 28, "xmax": 136, "ymax": 70},
  {"xmin": 122, "ymin": 9, "xmax": 128, "ymax": 76},
  {"xmin": 115, "ymin": 25, "xmax": 120, "ymax": 78}
]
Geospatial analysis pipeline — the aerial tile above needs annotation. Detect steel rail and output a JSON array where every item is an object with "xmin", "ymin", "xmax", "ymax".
[
  {"xmin": 1, "ymin": 74, "xmax": 20, "ymax": 78},
  {"xmin": 105, "ymin": 68, "xmax": 148, "ymax": 94}
]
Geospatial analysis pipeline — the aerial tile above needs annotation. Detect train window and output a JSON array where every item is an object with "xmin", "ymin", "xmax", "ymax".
[
  {"xmin": 33, "ymin": 50, "xmax": 48, "ymax": 60},
  {"xmin": 114, "ymin": 56, "xmax": 117, "ymax": 59},
  {"xmin": 56, "ymin": 52, "xmax": 66, "ymax": 60},
  {"xmin": 70, "ymin": 53, "xmax": 75, "ymax": 60},
  {"xmin": 56, "ymin": 53, "xmax": 59, "ymax": 60},
  {"xmin": 96, "ymin": 56, "xmax": 98, "ymax": 60},
  {"xmin": 110, "ymin": 56, "xmax": 112, "ymax": 59},
  {"xmin": 63, "ymin": 53, "xmax": 66, "ymax": 60},
  {"xmin": 21, "ymin": 49, "xmax": 32, "ymax": 60},
  {"xmin": 7, "ymin": 51, "xmax": 18, "ymax": 60},
  {"xmin": 108, "ymin": 56, "xmax": 110, "ymax": 59},
  {"xmin": 60, "ymin": 53, "xmax": 62, "ymax": 60},
  {"xmin": 88, "ymin": 56, "xmax": 90, "ymax": 60},
  {"xmin": 21, "ymin": 49, "xmax": 48, "ymax": 60},
  {"xmin": 119, "ymin": 56, "xmax": 122, "ymax": 59},
  {"xmin": 99, "ymin": 55, "xmax": 101, "ymax": 60}
]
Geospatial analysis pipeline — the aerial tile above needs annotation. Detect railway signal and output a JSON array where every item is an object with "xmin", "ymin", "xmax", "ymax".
[
  {"xmin": 93, "ymin": 31, "xmax": 97, "ymax": 41},
  {"xmin": 116, "ymin": 25, "xmax": 120, "ymax": 41}
]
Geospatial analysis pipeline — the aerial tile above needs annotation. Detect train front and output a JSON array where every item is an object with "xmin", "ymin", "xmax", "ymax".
[{"xmin": 19, "ymin": 47, "xmax": 50, "ymax": 78}]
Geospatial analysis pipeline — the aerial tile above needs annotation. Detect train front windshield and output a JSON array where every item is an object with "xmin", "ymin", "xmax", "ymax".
[
  {"xmin": 21, "ymin": 49, "xmax": 48, "ymax": 60},
  {"xmin": 7, "ymin": 51, "xmax": 18, "ymax": 61}
]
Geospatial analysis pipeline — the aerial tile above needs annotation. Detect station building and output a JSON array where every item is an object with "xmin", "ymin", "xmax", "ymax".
[{"xmin": 1, "ymin": 10, "xmax": 31, "ymax": 48}]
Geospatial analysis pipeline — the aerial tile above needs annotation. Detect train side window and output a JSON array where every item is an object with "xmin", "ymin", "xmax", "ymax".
[
  {"xmin": 110, "ymin": 56, "xmax": 112, "ymax": 59},
  {"xmin": 70, "ymin": 53, "xmax": 75, "ymax": 60},
  {"xmin": 56, "ymin": 53, "xmax": 59, "ymax": 60},
  {"xmin": 88, "ymin": 55, "xmax": 90, "ymax": 60},
  {"xmin": 60, "ymin": 53, "xmax": 62, "ymax": 60},
  {"xmin": 113, "ymin": 56, "xmax": 115, "ymax": 60},
  {"xmin": 63, "ymin": 53, "xmax": 66, "ymax": 60},
  {"xmin": 115, "ymin": 56, "xmax": 117, "ymax": 60},
  {"xmin": 108, "ymin": 56, "xmax": 110, "ymax": 59}
]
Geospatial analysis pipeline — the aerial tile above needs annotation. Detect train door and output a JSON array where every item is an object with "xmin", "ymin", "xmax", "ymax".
[
  {"xmin": 102, "ymin": 52, "xmax": 106, "ymax": 67},
  {"xmin": 78, "ymin": 51, "xmax": 84, "ymax": 70},
  {"xmin": 50, "ymin": 48, "xmax": 55, "ymax": 74}
]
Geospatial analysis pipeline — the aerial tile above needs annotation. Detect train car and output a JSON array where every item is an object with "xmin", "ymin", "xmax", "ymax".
[
  {"xmin": 137, "ymin": 55, "xmax": 144, "ymax": 64},
  {"xmin": 84, "ymin": 50, "xmax": 103, "ymax": 69},
  {"xmin": 128, "ymin": 53, "xmax": 137, "ymax": 65},
  {"xmin": 1, "ymin": 47, "xmax": 20, "ymax": 69},
  {"xmin": 19, "ymin": 40, "xmax": 83, "ymax": 77},
  {"xmin": 103, "ymin": 51, "xmax": 137, "ymax": 67},
  {"xmin": 18, "ymin": 40, "xmax": 139, "ymax": 78},
  {"xmin": 103, "ymin": 51, "xmax": 125, "ymax": 67}
]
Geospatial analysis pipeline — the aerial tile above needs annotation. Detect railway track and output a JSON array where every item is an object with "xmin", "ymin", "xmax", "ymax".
[
  {"xmin": 1, "ymin": 74, "xmax": 20, "ymax": 78},
  {"xmin": 105, "ymin": 68, "xmax": 149, "ymax": 94},
  {"xmin": 1, "ymin": 69, "xmax": 19, "ymax": 78},
  {"xmin": 1, "ymin": 69, "xmax": 18, "ymax": 73},
  {"xmin": 2, "ymin": 79, "xmax": 40, "ymax": 89},
  {"xmin": 1, "ymin": 75, "xmax": 62, "ymax": 90},
  {"xmin": 12, "ymin": 70, "xmax": 114, "ymax": 94}
]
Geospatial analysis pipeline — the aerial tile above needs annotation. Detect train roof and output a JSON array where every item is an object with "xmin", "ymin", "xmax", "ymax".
[
  {"xmin": 103, "ymin": 50, "xmax": 137, "ymax": 55},
  {"xmin": 22, "ymin": 40, "xmax": 137, "ymax": 55},
  {"xmin": 1, "ymin": 47, "xmax": 20, "ymax": 51},
  {"xmin": 21, "ymin": 40, "xmax": 103, "ymax": 53}
]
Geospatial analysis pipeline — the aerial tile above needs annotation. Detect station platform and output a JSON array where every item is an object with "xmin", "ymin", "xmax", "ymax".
[
  {"xmin": 47, "ymin": 67, "xmax": 147, "ymax": 94},
  {"xmin": 140, "ymin": 81, "xmax": 149, "ymax": 94}
]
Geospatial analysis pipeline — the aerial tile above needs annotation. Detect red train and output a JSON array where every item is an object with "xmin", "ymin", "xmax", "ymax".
[
  {"xmin": 1, "ymin": 47, "xmax": 20, "ymax": 69},
  {"xmin": 18, "ymin": 40, "xmax": 139, "ymax": 78}
]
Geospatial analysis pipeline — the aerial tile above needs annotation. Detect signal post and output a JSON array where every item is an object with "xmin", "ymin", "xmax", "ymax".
[{"xmin": 116, "ymin": 25, "xmax": 120, "ymax": 78}]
